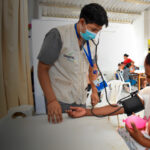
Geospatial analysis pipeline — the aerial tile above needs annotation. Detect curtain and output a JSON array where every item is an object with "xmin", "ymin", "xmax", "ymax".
[{"xmin": 0, "ymin": 0, "xmax": 33, "ymax": 118}]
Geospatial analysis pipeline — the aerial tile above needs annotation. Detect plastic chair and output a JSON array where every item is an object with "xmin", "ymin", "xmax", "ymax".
[
  {"xmin": 116, "ymin": 72, "xmax": 131, "ymax": 93},
  {"xmin": 86, "ymin": 80, "xmax": 124, "ymax": 127},
  {"xmin": 100, "ymin": 80, "xmax": 129, "ymax": 127},
  {"xmin": 106, "ymin": 80, "xmax": 123, "ymax": 103},
  {"xmin": 86, "ymin": 80, "xmax": 124, "ymax": 107}
]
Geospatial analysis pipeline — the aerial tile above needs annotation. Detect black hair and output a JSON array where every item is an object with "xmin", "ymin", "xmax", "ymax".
[
  {"xmin": 124, "ymin": 54, "xmax": 129, "ymax": 57},
  {"xmin": 80, "ymin": 3, "xmax": 108, "ymax": 27},
  {"xmin": 126, "ymin": 63, "xmax": 131, "ymax": 68},
  {"xmin": 145, "ymin": 53, "xmax": 150, "ymax": 66},
  {"xmin": 121, "ymin": 62, "xmax": 124, "ymax": 64}
]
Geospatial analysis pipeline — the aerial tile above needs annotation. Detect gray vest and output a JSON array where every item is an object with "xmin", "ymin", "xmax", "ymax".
[{"xmin": 49, "ymin": 24, "xmax": 95, "ymax": 104}]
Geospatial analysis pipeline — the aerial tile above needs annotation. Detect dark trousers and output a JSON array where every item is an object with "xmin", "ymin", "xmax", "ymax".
[{"xmin": 45, "ymin": 98, "xmax": 86, "ymax": 113}]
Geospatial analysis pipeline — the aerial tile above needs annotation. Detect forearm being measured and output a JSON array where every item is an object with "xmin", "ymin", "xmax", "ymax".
[{"xmin": 85, "ymin": 105, "xmax": 124, "ymax": 116}]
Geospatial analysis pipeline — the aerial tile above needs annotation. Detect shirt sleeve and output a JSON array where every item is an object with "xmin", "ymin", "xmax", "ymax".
[
  {"xmin": 138, "ymin": 87, "xmax": 150, "ymax": 104},
  {"xmin": 37, "ymin": 28, "xmax": 62, "ymax": 65}
]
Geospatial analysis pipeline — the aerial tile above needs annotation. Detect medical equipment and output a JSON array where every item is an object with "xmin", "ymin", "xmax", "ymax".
[
  {"xmin": 117, "ymin": 91, "xmax": 144, "ymax": 116},
  {"xmin": 74, "ymin": 23, "xmax": 145, "ymax": 117},
  {"xmin": 91, "ymin": 91, "xmax": 144, "ymax": 117},
  {"xmin": 91, "ymin": 37, "xmax": 145, "ymax": 117}
]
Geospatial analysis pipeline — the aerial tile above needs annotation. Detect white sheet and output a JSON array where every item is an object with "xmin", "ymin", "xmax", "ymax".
[{"xmin": 0, "ymin": 114, "xmax": 129, "ymax": 150}]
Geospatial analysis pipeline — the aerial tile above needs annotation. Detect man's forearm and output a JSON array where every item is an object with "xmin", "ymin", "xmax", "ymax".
[
  {"xmin": 89, "ymin": 65, "xmax": 98, "ymax": 93},
  {"xmin": 38, "ymin": 63, "xmax": 57, "ymax": 103},
  {"xmin": 90, "ymin": 81, "xmax": 98, "ymax": 93},
  {"xmin": 85, "ymin": 105, "xmax": 124, "ymax": 116}
]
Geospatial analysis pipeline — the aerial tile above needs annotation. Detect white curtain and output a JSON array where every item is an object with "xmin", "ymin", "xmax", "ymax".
[{"xmin": 0, "ymin": 0, "xmax": 33, "ymax": 118}]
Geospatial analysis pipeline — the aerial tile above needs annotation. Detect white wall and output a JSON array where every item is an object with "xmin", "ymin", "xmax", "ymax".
[
  {"xmin": 144, "ymin": 8, "xmax": 150, "ymax": 51},
  {"xmin": 144, "ymin": 9, "xmax": 150, "ymax": 39},
  {"xmin": 38, "ymin": 16, "xmax": 147, "ymax": 77},
  {"xmin": 98, "ymin": 13, "xmax": 147, "ymax": 78},
  {"xmin": 32, "ymin": 16, "xmax": 147, "ymax": 113},
  {"xmin": 32, "ymin": 18, "xmax": 77, "ymax": 114},
  {"xmin": 28, "ymin": 0, "xmax": 40, "ymax": 67}
]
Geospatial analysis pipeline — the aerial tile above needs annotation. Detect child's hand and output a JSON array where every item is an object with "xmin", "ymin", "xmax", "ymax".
[{"xmin": 126, "ymin": 122, "xmax": 145, "ymax": 144}]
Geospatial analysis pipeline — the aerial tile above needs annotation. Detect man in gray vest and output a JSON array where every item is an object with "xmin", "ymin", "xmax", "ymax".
[{"xmin": 37, "ymin": 3, "xmax": 108, "ymax": 123}]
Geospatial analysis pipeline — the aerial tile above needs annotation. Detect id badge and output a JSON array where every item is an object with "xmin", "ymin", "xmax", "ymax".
[{"xmin": 93, "ymin": 76, "xmax": 107, "ymax": 92}]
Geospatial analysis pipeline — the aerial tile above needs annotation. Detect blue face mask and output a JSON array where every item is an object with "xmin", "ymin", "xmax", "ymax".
[{"xmin": 80, "ymin": 29, "xmax": 96, "ymax": 41}]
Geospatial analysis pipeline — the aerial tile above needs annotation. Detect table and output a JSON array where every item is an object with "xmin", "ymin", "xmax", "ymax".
[
  {"xmin": 132, "ymin": 70, "xmax": 146, "ymax": 90},
  {"xmin": 0, "ymin": 114, "xmax": 129, "ymax": 150},
  {"xmin": 137, "ymin": 73, "xmax": 146, "ymax": 90}
]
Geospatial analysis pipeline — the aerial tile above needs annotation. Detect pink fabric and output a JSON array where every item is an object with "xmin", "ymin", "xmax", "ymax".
[
  {"xmin": 144, "ymin": 116, "xmax": 150, "ymax": 121},
  {"xmin": 123, "ymin": 115, "xmax": 147, "ymax": 129}
]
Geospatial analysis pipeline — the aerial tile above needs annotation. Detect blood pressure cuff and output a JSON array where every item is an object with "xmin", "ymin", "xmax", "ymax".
[{"xmin": 121, "ymin": 94, "xmax": 144, "ymax": 116}]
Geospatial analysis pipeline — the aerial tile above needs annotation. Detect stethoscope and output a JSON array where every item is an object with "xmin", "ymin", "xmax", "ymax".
[
  {"xmin": 91, "ymin": 38, "xmax": 125, "ymax": 117},
  {"xmin": 74, "ymin": 23, "xmax": 123, "ymax": 117}
]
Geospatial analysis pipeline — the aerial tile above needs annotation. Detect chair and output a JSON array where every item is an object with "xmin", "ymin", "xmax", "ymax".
[
  {"xmin": 106, "ymin": 80, "xmax": 124, "ymax": 127},
  {"xmin": 116, "ymin": 71, "xmax": 131, "ymax": 93},
  {"xmin": 106, "ymin": 80, "xmax": 123, "ymax": 104},
  {"xmin": 86, "ymin": 80, "xmax": 125, "ymax": 128}
]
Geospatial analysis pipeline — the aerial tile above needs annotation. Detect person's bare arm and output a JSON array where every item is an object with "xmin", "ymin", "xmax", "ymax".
[
  {"xmin": 139, "ymin": 137, "xmax": 150, "ymax": 148},
  {"xmin": 89, "ymin": 64, "xmax": 98, "ymax": 93},
  {"xmin": 85, "ymin": 105, "xmax": 124, "ymax": 116},
  {"xmin": 89, "ymin": 64, "xmax": 99, "ymax": 106},
  {"xmin": 67, "ymin": 105, "xmax": 124, "ymax": 118},
  {"xmin": 126, "ymin": 123, "xmax": 150, "ymax": 148},
  {"xmin": 38, "ymin": 61, "xmax": 62, "ymax": 123},
  {"xmin": 38, "ymin": 62, "xmax": 56, "ymax": 102},
  {"xmin": 67, "ymin": 85, "xmax": 145, "ymax": 118}
]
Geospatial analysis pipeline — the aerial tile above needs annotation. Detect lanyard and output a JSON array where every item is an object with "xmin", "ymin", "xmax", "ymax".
[{"xmin": 74, "ymin": 23, "xmax": 93, "ymax": 67}]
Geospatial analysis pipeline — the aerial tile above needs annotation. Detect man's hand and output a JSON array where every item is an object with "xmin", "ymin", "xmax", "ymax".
[
  {"xmin": 66, "ymin": 107, "xmax": 86, "ymax": 118},
  {"xmin": 38, "ymin": 62, "xmax": 62, "ymax": 123},
  {"xmin": 47, "ymin": 100, "xmax": 63, "ymax": 123},
  {"xmin": 126, "ymin": 122, "xmax": 144, "ymax": 144},
  {"xmin": 91, "ymin": 92, "xmax": 99, "ymax": 106}
]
